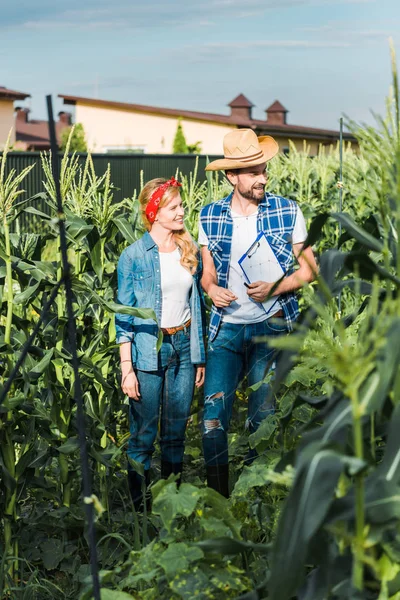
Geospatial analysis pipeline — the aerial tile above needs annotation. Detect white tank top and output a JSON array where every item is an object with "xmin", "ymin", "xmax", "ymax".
[{"xmin": 159, "ymin": 248, "xmax": 192, "ymax": 328}]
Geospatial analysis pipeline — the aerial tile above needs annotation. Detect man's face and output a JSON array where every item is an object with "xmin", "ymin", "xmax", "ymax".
[{"xmin": 228, "ymin": 163, "xmax": 268, "ymax": 201}]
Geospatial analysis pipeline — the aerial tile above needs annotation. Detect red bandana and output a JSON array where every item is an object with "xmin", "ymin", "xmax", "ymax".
[{"xmin": 145, "ymin": 177, "xmax": 182, "ymax": 224}]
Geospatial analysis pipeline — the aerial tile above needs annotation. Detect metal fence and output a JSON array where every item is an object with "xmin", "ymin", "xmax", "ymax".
[{"xmin": 2, "ymin": 152, "xmax": 221, "ymax": 230}]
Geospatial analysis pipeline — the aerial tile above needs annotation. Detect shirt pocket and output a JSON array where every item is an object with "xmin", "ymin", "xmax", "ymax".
[
  {"xmin": 132, "ymin": 269, "xmax": 152, "ymax": 290},
  {"xmin": 265, "ymin": 232, "xmax": 292, "ymax": 264}
]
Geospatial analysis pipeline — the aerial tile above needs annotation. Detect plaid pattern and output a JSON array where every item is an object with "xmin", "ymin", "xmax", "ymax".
[{"xmin": 200, "ymin": 191, "xmax": 300, "ymax": 341}]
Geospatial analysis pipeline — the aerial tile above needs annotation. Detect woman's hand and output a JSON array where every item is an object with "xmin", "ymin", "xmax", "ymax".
[
  {"xmin": 121, "ymin": 368, "xmax": 141, "ymax": 401},
  {"xmin": 195, "ymin": 365, "xmax": 205, "ymax": 388}
]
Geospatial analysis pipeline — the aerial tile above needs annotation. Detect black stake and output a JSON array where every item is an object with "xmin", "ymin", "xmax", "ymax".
[
  {"xmin": 46, "ymin": 95, "xmax": 101, "ymax": 600},
  {"xmin": 338, "ymin": 117, "xmax": 344, "ymax": 317}
]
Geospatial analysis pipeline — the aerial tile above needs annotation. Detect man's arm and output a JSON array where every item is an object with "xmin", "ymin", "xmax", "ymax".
[
  {"xmin": 201, "ymin": 246, "xmax": 237, "ymax": 308},
  {"xmin": 246, "ymin": 243, "xmax": 318, "ymax": 303}
]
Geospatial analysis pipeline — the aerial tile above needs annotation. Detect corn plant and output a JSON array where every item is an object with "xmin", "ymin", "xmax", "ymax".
[{"xmin": 0, "ymin": 130, "xmax": 40, "ymax": 582}]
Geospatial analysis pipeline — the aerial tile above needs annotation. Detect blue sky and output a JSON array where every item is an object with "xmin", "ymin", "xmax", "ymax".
[{"xmin": 1, "ymin": 0, "xmax": 399, "ymax": 130}]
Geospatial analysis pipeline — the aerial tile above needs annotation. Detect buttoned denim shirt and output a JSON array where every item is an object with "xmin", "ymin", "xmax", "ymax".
[
  {"xmin": 115, "ymin": 231, "xmax": 206, "ymax": 371},
  {"xmin": 200, "ymin": 191, "xmax": 300, "ymax": 341}
]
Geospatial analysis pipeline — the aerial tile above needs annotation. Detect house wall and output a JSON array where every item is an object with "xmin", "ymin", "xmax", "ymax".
[
  {"xmin": 74, "ymin": 104, "xmax": 234, "ymax": 154},
  {"xmin": 74, "ymin": 102, "xmax": 344, "ymax": 157},
  {"xmin": 273, "ymin": 137, "xmax": 322, "ymax": 156},
  {"xmin": 0, "ymin": 100, "xmax": 16, "ymax": 149}
]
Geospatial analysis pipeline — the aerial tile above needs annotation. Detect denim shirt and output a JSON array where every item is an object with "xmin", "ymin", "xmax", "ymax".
[
  {"xmin": 200, "ymin": 192, "xmax": 300, "ymax": 341},
  {"xmin": 115, "ymin": 231, "xmax": 206, "ymax": 371}
]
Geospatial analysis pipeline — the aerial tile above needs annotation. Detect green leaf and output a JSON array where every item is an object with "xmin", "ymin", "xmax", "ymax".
[
  {"xmin": 0, "ymin": 453, "xmax": 17, "ymax": 492},
  {"xmin": 27, "ymin": 348, "xmax": 55, "ymax": 380},
  {"xmin": 377, "ymin": 403, "xmax": 400, "ymax": 484},
  {"xmin": 359, "ymin": 319, "xmax": 400, "ymax": 416},
  {"xmin": 248, "ymin": 414, "xmax": 278, "ymax": 451},
  {"xmin": 303, "ymin": 213, "xmax": 330, "ymax": 249},
  {"xmin": 17, "ymin": 259, "xmax": 57, "ymax": 283},
  {"xmin": 13, "ymin": 281, "xmax": 40, "ymax": 304},
  {"xmin": 23, "ymin": 206, "xmax": 53, "ymax": 220},
  {"xmin": 233, "ymin": 463, "xmax": 280, "ymax": 496},
  {"xmin": 268, "ymin": 445, "xmax": 347, "ymax": 600},
  {"xmin": 57, "ymin": 437, "xmax": 79, "ymax": 455},
  {"xmin": 329, "ymin": 479, "xmax": 400, "ymax": 525},
  {"xmin": 152, "ymin": 482, "xmax": 201, "ymax": 530},
  {"xmin": 169, "ymin": 568, "xmax": 211, "ymax": 600},
  {"xmin": 331, "ymin": 211, "xmax": 384, "ymax": 252},
  {"xmin": 0, "ymin": 392, "xmax": 25, "ymax": 412},
  {"xmin": 67, "ymin": 214, "xmax": 94, "ymax": 243},
  {"xmin": 197, "ymin": 537, "xmax": 270, "ymax": 555},
  {"xmin": 40, "ymin": 538, "xmax": 65, "ymax": 570},
  {"xmin": 90, "ymin": 237, "xmax": 103, "ymax": 283},
  {"xmin": 156, "ymin": 329, "xmax": 163, "ymax": 351},
  {"xmin": 157, "ymin": 543, "xmax": 204, "ymax": 577},
  {"xmin": 103, "ymin": 300, "xmax": 156, "ymax": 322},
  {"xmin": 112, "ymin": 217, "xmax": 137, "ymax": 245},
  {"xmin": 98, "ymin": 590, "xmax": 135, "ymax": 600}
]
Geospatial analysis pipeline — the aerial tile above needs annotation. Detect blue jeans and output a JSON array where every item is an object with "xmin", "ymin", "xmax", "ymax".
[
  {"xmin": 128, "ymin": 327, "xmax": 195, "ymax": 471},
  {"xmin": 202, "ymin": 318, "xmax": 287, "ymax": 467}
]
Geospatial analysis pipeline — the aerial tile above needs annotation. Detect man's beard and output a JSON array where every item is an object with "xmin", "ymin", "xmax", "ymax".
[{"xmin": 237, "ymin": 184, "xmax": 265, "ymax": 201}]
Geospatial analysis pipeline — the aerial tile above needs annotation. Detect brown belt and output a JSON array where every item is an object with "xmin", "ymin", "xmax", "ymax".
[
  {"xmin": 269, "ymin": 309, "xmax": 284, "ymax": 318},
  {"xmin": 161, "ymin": 318, "xmax": 191, "ymax": 335}
]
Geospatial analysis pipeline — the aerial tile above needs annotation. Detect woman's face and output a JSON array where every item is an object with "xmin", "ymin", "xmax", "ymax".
[{"xmin": 153, "ymin": 192, "xmax": 185, "ymax": 231}]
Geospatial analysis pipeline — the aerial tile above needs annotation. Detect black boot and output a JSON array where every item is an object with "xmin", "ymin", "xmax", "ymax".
[
  {"xmin": 161, "ymin": 461, "xmax": 183, "ymax": 487},
  {"xmin": 206, "ymin": 464, "xmax": 230, "ymax": 498},
  {"xmin": 128, "ymin": 469, "xmax": 151, "ymax": 513}
]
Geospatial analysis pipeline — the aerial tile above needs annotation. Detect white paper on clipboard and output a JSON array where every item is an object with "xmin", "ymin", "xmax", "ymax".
[{"xmin": 238, "ymin": 232, "xmax": 284, "ymax": 316}]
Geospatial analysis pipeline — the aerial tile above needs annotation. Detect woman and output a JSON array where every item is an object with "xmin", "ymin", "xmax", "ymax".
[{"xmin": 115, "ymin": 177, "xmax": 205, "ymax": 511}]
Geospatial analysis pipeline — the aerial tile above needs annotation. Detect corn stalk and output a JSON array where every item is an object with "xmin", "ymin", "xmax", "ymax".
[{"xmin": 0, "ymin": 130, "xmax": 35, "ymax": 581}]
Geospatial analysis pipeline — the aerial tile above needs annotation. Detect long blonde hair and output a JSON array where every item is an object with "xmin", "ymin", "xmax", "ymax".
[{"xmin": 139, "ymin": 178, "xmax": 199, "ymax": 274}]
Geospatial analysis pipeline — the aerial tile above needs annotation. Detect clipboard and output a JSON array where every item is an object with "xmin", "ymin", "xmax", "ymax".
[{"xmin": 238, "ymin": 231, "xmax": 284, "ymax": 317}]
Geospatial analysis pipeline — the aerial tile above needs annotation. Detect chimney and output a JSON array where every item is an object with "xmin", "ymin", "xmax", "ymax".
[
  {"xmin": 228, "ymin": 94, "xmax": 254, "ymax": 121},
  {"xmin": 15, "ymin": 107, "xmax": 30, "ymax": 122},
  {"xmin": 265, "ymin": 100, "xmax": 288, "ymax": 125},
  {"xmin": 58, "ymin": 111, "xmax": 72, "ymax": 126}
]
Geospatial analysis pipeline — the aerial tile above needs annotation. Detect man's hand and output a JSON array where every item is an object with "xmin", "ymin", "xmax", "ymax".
[
  {"xmin": 246, "ymin": 281, "xmax": 275, "ymax": 303},
  {"xmin": 209, "ymin": 284, "xmax": 237, "ymax": 308}
]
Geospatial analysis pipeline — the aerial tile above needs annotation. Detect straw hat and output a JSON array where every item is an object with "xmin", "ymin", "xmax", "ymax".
[{"xmin": 205, "ymin": 128, "xmax": 279, "ymax": 171}]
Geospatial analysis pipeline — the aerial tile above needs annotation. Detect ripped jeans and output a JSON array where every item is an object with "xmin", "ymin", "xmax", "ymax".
[{"xmin": 202, "ymin": 318, "xmax": 287, "ymax": 467}]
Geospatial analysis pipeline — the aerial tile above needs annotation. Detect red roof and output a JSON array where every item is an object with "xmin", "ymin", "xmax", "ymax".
[
  {"xmin": 58, "ymin": 93, "xmax": 355, "ymax": 142},
  {"xmin": 228, "ymin": 94, "xmax": 254, "ymax": 108},
  {"xmin": 0, "ymin": 86, "xmax": 30, "ymax": 101},
  {"xmin": 266, "ymin": 100, "xmax": 288, "ymax": 113},
  {"xmin": 15, "ymin": 111, "xmax": 69, "ymax": 149}
]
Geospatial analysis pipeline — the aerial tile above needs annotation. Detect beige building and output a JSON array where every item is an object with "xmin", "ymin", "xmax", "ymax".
[
  {"xmin": 59, "ymin": 93, "xmax": 355, "ymax": 156},
  {"xmin": 0, "ymin": 86, "xmax": 30, "ymax": 149}
]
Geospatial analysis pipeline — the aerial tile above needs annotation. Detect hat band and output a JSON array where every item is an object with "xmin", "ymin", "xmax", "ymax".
[{"xmin": 225, "ymin": 149, "xmax": 264, "ymax": 162}]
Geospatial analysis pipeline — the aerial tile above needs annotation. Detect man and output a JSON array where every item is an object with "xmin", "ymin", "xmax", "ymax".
[{"xmin": 199, "ymin": 129, "xmax": 317, "ymax": 497}]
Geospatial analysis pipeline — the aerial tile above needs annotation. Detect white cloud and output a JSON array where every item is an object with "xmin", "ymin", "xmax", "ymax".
[
  {"xmin": 14, "ymin": 0, "xmax": 377, "ymax": 32},
  {"xmin": 204, "ymin": 39, "xmax": 351, "ymax": 48}
]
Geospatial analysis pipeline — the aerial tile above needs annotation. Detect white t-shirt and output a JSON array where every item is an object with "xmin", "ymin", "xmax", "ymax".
[
  {"xmin": 159, "ymin": 248, "xmax": 192, "ymax": 328},
  {"xmin": 198, "ymin": 205, "xmax": 307, "ymax": 324}
]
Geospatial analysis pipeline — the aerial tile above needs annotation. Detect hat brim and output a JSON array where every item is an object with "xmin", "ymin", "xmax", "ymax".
[{"xmin": 205, "ymin": 135, "xmax": 279, "ymax": 171}]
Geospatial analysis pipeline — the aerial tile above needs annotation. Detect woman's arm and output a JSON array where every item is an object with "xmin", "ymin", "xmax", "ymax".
[
  {"xmin": 120, "ymin": 342, "xmax": 140, "ymax": 401},
  {"xmin": 115, "ymin": 250, "xmax": 136, "ymax": 345},
  {"xmin": 116, "ymin": 250, "xmax": 140, "ymax": 401}
]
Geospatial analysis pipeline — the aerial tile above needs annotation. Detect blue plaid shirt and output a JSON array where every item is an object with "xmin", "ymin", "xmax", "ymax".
[{"xmin": 200, "ymin": 191, "xmax": 300, "ymax": 341}]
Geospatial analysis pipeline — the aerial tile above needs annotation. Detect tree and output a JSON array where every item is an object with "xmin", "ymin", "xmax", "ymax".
[
  {"xmin": 60, "ymin": 123, "xmax": 87, "ymax": 152},
  {"xmin": 187, "ymin": 141, "xmax": 202, "ymax": 154},
  {"xmin": 172, "ymin": 119, "xmax": 188, "ymax": 154}
]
